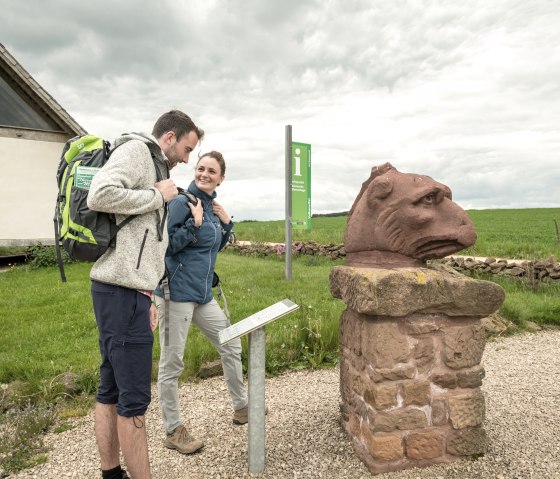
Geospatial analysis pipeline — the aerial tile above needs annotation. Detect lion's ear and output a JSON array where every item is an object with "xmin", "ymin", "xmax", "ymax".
[{"xmin": 368, "ymin": 175, "xmax": 393, "ymax": 202}]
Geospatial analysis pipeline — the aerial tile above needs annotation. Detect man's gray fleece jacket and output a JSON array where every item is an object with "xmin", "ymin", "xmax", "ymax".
[{"xmin": 87, "ymin": 133, "xmax": 170, "ymax": 291}]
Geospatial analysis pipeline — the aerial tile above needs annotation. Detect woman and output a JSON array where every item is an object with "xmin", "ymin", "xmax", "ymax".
[{"xmin": 154, "ymin": 151, "xmax": 248, "ymax": 455}]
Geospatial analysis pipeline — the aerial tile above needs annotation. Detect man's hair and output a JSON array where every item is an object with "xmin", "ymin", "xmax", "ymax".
[
  {"xmin": 152, "ymin": 110, "xmax": 205, "ymax": 142},
  {"xmin": 198, "ymin": 150, "xmax": 226, "ymax": 176}
]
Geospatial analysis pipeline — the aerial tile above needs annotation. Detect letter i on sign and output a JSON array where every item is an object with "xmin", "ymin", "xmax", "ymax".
[{"xmin": 294, "ymin": 148, "xmax": 302, "ymax": 176}]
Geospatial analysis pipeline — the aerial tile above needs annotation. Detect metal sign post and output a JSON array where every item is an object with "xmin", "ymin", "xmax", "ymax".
[
  {"xmin": 248, "ymin": 326, "xmax": 266, "ymax": 472},
  {"xmin": 219, "ymin": 299, "xmax": 299, "ymax": 474},
  {"xmin": 285, "ymin": 125, "xmax": 293, "ymax": 280}
]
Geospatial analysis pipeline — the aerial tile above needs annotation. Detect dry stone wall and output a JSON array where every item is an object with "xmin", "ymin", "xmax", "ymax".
[{"xmin": 228, "ymin": 241, "xmax": 560, "ymax": 282}]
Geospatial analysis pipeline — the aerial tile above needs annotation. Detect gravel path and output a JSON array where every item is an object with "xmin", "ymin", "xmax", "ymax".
[{"xmin": 10, "ymin": 329, "xmax": 560, "ymax": 479}]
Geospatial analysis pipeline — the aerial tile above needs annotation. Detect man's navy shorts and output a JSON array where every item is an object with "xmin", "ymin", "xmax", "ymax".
[{"xmin": 91, "ymin": 281, "xmax": 153, "ymax": 417}]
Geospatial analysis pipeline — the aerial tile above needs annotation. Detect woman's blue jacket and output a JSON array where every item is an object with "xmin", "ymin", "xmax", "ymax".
[{"xmin": 154, "ymin": 181, "xmax": 232, "ymax": 303}]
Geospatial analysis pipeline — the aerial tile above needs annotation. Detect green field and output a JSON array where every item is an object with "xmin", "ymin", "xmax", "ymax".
[
  {"xmin": 235, "ymin": 216, "xmax": 346, "ymax": 245},
  {"xmin": 235, "ymin": 208, "xmax": 560, "ymax": 260},
  {"xmin": 462, "ymin": 209, "xmax": 560, "ymax": 259}
]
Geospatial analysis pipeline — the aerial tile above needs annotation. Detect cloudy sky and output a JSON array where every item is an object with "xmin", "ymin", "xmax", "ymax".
[{"xmin": 2, "ymin": 0, "xmax": 559, "ymax": 220}]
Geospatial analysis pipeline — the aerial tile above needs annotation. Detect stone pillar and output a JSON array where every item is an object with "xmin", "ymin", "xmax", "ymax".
[{"xmin": 330, "ymin": 266, "xmax": 505, "ymax": 475}]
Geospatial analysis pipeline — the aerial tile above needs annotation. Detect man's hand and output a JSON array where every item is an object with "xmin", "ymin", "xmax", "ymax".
[{"xmin": 155, "ymin": 179, "xmax": 178, "ymax": 203}]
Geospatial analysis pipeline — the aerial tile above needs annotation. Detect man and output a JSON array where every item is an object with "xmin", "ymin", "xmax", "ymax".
[{"xmin": 87, "ymin": 110, "xmax": 204, "ymax": 479}]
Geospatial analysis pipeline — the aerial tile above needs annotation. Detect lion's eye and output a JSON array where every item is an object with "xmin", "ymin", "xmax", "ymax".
[{"xmin": 422, "ymin": 193, "xmax": 436, "ymax": 204}]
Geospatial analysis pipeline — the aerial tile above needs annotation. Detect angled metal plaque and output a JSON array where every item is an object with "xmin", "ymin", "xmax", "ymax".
[{"xmin": 218, "ymin": 299, "xmax": 299, "ymax": 345}]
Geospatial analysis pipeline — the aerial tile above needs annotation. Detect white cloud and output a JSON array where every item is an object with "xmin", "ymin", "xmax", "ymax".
[{"xmin": 2, "ymin": 0, "xmax": 559, "ymax": 220}]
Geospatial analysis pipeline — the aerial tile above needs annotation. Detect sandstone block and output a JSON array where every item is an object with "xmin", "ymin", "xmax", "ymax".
[
  {"xmin": 340, "ymin": 401, "xmax": 350, "ymax": 423},
  {"xmin": 345, "ymin": 411, "xmax": 362, "ymax": 438},
  {"xmin": 431, "ymin": 371, "xmax": 458, "ymax": 389},
  {"xmin": 368, "ymin": 411, "xmax": 396, "ymax": 432},
  {"xmin": 447, "ymin": 427, "xmax": 488, "ymax": 456},
  {"xmin": 431, "ymin": 398, "xmax": 448, "ymax": 426},
  {"xmin": 406, "ymin": 431, "xmax": 444, "ymax": 460},
  {"xmin": 481, "ymin": 314, "xmax": 509, "ymax": 335},
  {"xmin": 402, "ymin": 380, "xmax": 431, "ymax": 406},
  {"xmin": 364, "ymin": 382, "xmax": 398, "ymax": 409},
  {"xmin": 390, "ymin": 409, "xmax": 428, "ymax": 430},
  {"xmin": 402, "ymin": 314, "xmax": 442, "ymax": 334},
  {"xmin": 413, "ymin": 337, "xmax": 435, "ymax": 371},
  {"xmin": 339, "ymin": 356, "xmax": 352, "ymax": 402},
  {"xmin": 197, "ymin": 359, "xmax": 223, "ymax": 379},
  {"xmin": 443, "ymin": 324, "xmax": 486, "ymax": 369},
  {"xmin": 448, "ymin": 391, "xmax": 485, "ymax": 429},
  {"xmin": 341, "ymin": 362, "xmax": 367, "ymax": 412},
  {"xmin": 363, "ymin": 434, "xmax": 404, "ymax": 461},
  {"xmin": 371, "ymin": 364, "xmax": 416, "ymax": 382},
  {"xmin": 340, "ymin": 310, "xmax": 362, "ymax": 356},
  {"xmin": 457, "ymin": 366, "xmax": 485, "ymax": 388},
  {"xmin": 352, "ymin": 371, "xmax": 369, "ymax": 397},
  {"xmin": 365, "ymin": 365, "xmax": 383, "ymax": 382},
  {"xmin": 361, "ymin": 321, "xmax": 411, "ymax": 368},
  {"xmin": 330, "ymin": 266, "xmax": 505, "ymax": 317}
]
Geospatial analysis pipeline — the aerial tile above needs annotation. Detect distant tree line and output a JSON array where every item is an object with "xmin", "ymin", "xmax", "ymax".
[
  {"xmin": 237, "ymin": 212, "xmax": 348, "ymax": 223},
  {"xmin": 312, "ymin": 211, "xmax": 348, "ymax": 218}
]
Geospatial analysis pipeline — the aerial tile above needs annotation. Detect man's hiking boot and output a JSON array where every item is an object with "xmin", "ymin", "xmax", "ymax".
[
  {"xmin": 164, "ymin": 425, "xmax": 204, "ymax": 454},
  {"xmin": 232, "ymin": 405, "xmax": 268, "ymax": 425}
]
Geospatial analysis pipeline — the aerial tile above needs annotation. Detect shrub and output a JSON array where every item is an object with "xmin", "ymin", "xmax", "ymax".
[{"xmin": 26, "ymin": 244, "xmax": 76, "ymax": 269}]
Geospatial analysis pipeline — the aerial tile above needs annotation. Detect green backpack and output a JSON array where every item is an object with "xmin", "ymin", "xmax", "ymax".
[{"xmin": 54, "ymin": 134, "xmax": 163, "ymax": 282}]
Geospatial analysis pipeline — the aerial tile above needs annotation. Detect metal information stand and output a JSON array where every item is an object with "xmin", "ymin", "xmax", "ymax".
[{"xmin": 219, "ymin": 299, "xmax": 299, "ymax": 474}]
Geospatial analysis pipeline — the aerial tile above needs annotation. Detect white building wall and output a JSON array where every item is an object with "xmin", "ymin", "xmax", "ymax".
[{"xmin": 0, "ymin": 136, "xmax": 65, "ymax": 245}]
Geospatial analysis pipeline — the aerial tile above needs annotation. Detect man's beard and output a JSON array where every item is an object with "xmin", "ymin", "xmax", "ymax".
[{"xmin": 166, "ymin": 143, "xmax": 181, "ymax": 169}]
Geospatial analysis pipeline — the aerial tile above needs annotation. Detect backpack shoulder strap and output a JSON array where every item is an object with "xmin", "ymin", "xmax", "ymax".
[
  {"xmin": 177, "ymin": 188, "xmax": 199, "ymax": 206},
  {"xmin": 53, "ymin": 206, "xmax": 67, "ymax": 283},
  {"xmin": 143, "ymin": 147, "xmax": 169, "ymax": 241},
  {"xmin": 109, "ymin": 136, "xmax": 169, "ymax": 241},
  {"xmin": 212, "ymin": 273, "xmax": 230, "ymax": 321}
]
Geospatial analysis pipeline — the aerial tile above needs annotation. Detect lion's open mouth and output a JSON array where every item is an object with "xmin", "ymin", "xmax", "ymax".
[{"xmin": 414, "ymin": 239, "xmax": 464, "ymax": 259}]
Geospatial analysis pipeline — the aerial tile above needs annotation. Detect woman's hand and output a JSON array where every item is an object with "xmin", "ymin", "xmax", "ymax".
[
  {"xmin": 212, "ymin": 201, "xmax": 231, "ymax": 224},
  {"xmin": 188, "ymin": 199, "xmax": 204, "ymax": 227}
]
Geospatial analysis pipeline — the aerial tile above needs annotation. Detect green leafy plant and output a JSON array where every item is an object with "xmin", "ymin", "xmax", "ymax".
[
  {"xmin": 0, "ymin": 401, "xmax": 55, "ymax": 473},
  {"xmin": 26, "ymin": 244, "xmax": 76, "ymax": 269},
  {"xmin": 301, "ymin": 318, "xmax": 327, "ymax": 368}
]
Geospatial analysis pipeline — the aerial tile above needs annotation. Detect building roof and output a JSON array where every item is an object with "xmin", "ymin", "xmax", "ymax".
[{"xmin": 0, "ymin": 43, "xmax": 87, "ymax": 136}]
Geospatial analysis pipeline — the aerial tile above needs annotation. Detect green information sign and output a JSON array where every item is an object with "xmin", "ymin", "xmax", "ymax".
[
  {"xmin": 74, "ymin": 166, "xmax": 100, "ymax": 189},
  {"xmin": 291, "ymin": 142, "xmax": 311, "ymax": 230}
]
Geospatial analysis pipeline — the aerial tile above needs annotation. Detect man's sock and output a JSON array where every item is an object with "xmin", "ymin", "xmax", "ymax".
[{"xmin": 101, "ymin": 465, "xmax": 123, "ymax": 479}]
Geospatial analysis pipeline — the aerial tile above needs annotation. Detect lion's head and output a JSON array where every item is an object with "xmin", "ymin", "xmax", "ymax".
[{"xmin": 344, "ymin": 163, "xmax": 477, "ymax": 268}]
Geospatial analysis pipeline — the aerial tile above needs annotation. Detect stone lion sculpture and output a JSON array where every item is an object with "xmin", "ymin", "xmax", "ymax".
[{"xmin": 344, "ymin": 163, "xmax": 477, "ymax": 268}]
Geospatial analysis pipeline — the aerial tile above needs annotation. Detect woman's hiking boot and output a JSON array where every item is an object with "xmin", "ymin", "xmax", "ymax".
[{"xmin": 164, "ymin": 425, "xmax": 204, "ymax": 454}]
